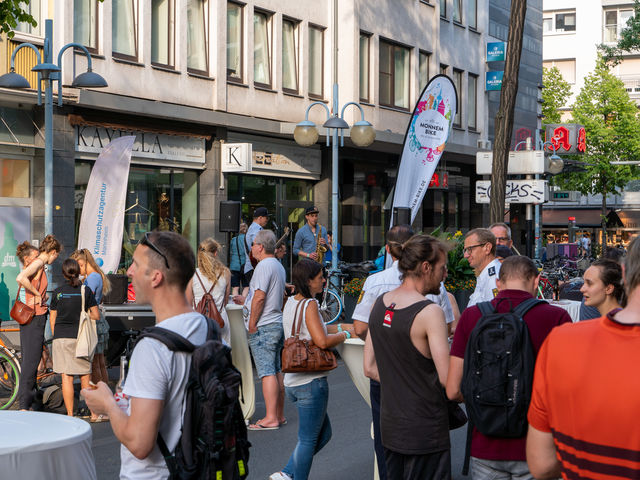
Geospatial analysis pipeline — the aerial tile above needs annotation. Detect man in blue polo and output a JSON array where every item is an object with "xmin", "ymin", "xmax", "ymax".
[
  {"xmin": 293, "ymin": 206, "xmax": 329, "ymax": 262},
  {"xmin": 244, "ymin": 207, "xmax": 270, "ymax": 282}
]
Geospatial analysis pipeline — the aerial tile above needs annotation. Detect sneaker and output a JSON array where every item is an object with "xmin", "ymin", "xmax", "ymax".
[{"xmin": 269, "ymin": 472, "xmax": 292, "ymax": 480}]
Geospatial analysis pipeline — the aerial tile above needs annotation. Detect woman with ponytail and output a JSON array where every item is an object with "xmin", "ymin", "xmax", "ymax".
[
  {"xmin": 187, "ymin": 238, "xmax": 231, "ymax": 344},
  {"xmin": 71, "ymin": 248, "xmax": 111, "ymax": 421},
  {"xmin": 580, "ymin": 258, "xmax": 624, "ymax": 318}
]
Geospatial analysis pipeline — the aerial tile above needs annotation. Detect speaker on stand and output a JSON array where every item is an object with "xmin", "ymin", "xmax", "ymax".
[{"xmin": 220, "ymin": 201, "xmax": 241, "ymax": 267}]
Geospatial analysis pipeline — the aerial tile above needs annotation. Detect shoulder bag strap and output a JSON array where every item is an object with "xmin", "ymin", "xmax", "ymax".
[
  {"xmin": 81, "ymin": 285, "xmax": 86, "ymax": 312},
  {"xmin": 291, "ymin": 299, "xmax": 305, "ymax": 338},
  {"xmin": 244, "ymin": 233, "xmax": 251, "ymax": 255},
  {"xmin": 14, "ymin": 285, "xmax": 22, "ymax": 302},
  {"xmin": 296, "ymin": 299, "xmax": 312, "ymax": 338}
]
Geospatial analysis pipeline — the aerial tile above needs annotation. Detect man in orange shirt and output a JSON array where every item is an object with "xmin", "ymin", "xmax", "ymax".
[{"xmin": 527, "ymin": 236, "xmax": 640, "ymax": 480}]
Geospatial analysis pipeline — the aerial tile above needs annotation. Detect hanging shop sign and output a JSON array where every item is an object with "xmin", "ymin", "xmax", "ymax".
[
  {"xmin": 485, "ymin": 71, "xmax": 504, "ymax": 91},
  {"xmin": 227, "ymin": 134, "xmax": 321, "ymax": 180},
  {"xmin": 487, "ymin": 42, "xmax": 507, "ymax": 62},
  {"xmin": 476, "ymin": 179, "xmax": 549, "ymax": 204},
  {"xmin": 221, "ymin": 143, "xmax": 253, "ymax": 173},
  {"xmin": 544, "ymin": 124, "xmax": 586, "ymax": 154},
  {"xmin": 75, "ymin": 126, "xmax": 206, "ymax": 164}
]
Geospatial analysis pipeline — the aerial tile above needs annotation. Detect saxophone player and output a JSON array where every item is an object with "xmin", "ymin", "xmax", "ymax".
[{"xmin": 293, "ymin": 206, "xmax": 329, "ymax": 262}]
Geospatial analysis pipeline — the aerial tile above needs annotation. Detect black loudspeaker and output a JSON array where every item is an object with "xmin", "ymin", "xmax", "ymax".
[
  {"xmin": 219, "ymin": 201, "xmax": 241, "ymax": 233},
  {"xmin": 103, "ymin": 274, "xmax": 128, "ymax": 304},
  {"xmin": 393, "ymin": 207, "xmax": 411, "ymax": 227}
]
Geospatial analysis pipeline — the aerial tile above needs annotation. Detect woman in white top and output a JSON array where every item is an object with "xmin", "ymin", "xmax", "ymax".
[
  {"xmin": 269, "ymin": 259, "xmax": 354, "ymax": 480},
  {"xmin": 187, "ymin": 238, "xmax": 231, "ymax": 344}
]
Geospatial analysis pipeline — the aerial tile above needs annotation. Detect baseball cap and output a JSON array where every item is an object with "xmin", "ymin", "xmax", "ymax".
[
  {"xmin": 253, "ymin": 207, "xmax": 270, "ymax": 218},
  {"xmin": 305, "ymin": 206, "xmax": 319, "ymax": 215}
]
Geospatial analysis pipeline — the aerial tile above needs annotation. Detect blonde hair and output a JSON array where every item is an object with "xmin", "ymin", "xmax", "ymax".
[
  {"xmin": 71, "ymin": 248, "xmax": 112, "ymax": 296},
  {"xmin": 197, "ymin": 238, "xmax": 229, "ymax": 284}
]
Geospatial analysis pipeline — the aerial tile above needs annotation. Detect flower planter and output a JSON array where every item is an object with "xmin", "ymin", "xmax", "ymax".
[
  {"xmin": 343, "ymin": 295, "xmax": 358, "ymax": 322},
  {"xmin": 453, "ymin": 289, "xmax": 473, "ymax": 311}
]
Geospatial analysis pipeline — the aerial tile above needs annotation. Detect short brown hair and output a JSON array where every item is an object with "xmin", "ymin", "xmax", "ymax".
[
  {"xmin": 144, "ymin": 231, "xmax": 195, "ymax": 291},
  {"xmin": 465, "ymin": 228, "xmax": 496, "ymax": 256},
  {"xmin": 40, "ymin": 234, "xmax": 61, "ymax": 254},
  {"xmin": 386, "ymin": 225, "xmax": 414, "ymax": 259},
  {"xmin": 499, "ymin": 256, "xmax": 538, "ymax": 282},
  {"xmin": 397, "ymin": 234, "xmax": 448, "ymax": 279}
]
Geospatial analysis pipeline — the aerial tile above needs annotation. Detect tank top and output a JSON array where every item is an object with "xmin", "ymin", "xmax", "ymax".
[{"xmin": 369, "ymin": 297, "xmax": 449, "ymax": 455}]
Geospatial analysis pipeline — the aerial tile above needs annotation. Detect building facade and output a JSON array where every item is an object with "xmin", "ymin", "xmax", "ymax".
[{"xmin": 0, "ymin": 0, "xmax": 542, "ymax": 296}]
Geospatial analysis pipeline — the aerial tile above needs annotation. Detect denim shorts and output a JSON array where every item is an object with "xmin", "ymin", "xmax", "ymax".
[{"xmin": 248, "ymin": 322, "xmax": 284, "ymax": 378}]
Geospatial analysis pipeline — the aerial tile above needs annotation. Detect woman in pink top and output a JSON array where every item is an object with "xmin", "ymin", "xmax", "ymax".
[{"xmin": 15, "ymin": 234, "xmax": 61, "ymax": 410}]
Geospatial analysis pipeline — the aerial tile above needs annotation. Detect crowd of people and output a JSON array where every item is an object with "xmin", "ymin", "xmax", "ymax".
[{"xmin": 11, "ymin": 211, "xmax": 639, "ymax": 480}]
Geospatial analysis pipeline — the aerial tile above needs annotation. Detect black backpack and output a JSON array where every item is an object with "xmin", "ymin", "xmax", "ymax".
[
  {"xmin": 461, "ymin": 297, "xmax": 544, "ymax": 439},
  {"xmin": 135, "ymin": 317, "xmax": 251, "ymax": 480}
]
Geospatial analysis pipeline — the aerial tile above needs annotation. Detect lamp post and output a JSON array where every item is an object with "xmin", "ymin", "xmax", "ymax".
[
  {"xmin": 293, "ymin": 85, "xmax": 375, "ymax": 273},
  {"xmin": 0, "ymin": 19, "xmax": 107, "ymax": 243}
]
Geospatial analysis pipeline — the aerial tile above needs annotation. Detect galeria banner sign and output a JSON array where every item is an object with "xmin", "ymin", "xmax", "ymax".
[
  {"xmin": 77, "ymin": 136, "xmax": 136, "ymax": 274},
  {"xmin": 390, "ymin": 74, "xmax": 457, "ymax": 226}
]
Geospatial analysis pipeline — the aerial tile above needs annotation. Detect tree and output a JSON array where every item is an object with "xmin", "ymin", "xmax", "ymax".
[
  {"xmin": 541, "ymin": 66, "xmax": 572, "ymax": 125},
  {"xmin": 555, "ymin": 56, "xmax": 640, "ymax": 245},
  {"xmin": 490, "ymin": 0, "xmax": 528, "ymax": 224},
  {"xmin": 600, "ymin": 0, "xmax": 640, "ymax": 64},
  {"xmin": 0, "ymin": 1, "xmax": 36, "ymax": 38}
]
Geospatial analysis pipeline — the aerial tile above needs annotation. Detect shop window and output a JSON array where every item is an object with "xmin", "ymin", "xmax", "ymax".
[
  {"xmin": 309, "ymin": 25, "xmax": 324, "ymax": 98},
  {"xmin": 453, "ymin": 69, "xmax": 463, "ymax": 127},
  {"xmin": 0, "ymin": 108, "xmax": 35, "ymax": 146},
  {"xmin": 74, "ymin": 163, "xmax": 198, "ymax": 272},
  {"xmin": 112, "ymin": 0, "xmax": 138, "ymax": 60},
  {"xmin": 282, "ymin": 18, "xmax": 299, "ymax": 93},
  {"xmin": 74, "ymin": 0, "xmax": 98, "ymax": 53},
  {"xmin": 359, "ymin": 32, "xmax": 370, "ymax": 102},
  {"xmin": 16, "ymin": 0, "xmax": 43, "ymax": 36},
  {"xmin": 419, "ymin": 50, "xmax": 430, "ymax": 91},
  {"xmin": 467, "ymin": 0, "xmax": 477, "ymax": 29},
  {"xmin": 152, "ymin": 0, "xmax": 175, "ymax": 67},
  {"xmin": 227, "ymin": 2, "xmax": 243, "ymax": 81},
  {"xmin": 187, "ymin": 0, "xmax": 209, "ymax": 74},
  {"xmin": 453, "ymin": 0, "xmax": 462, "ymax": 24},
  {"xmin": 253, "ymin": 10, "xmax": 272, "ymax": 87},
  {"xmin": 0, "ymin": 159, "xmax": 29, "ymax": 198},
  {"xmin": 379, "ymin": 39, "xmax": 410, "ymax": 110},
  {"xmin": 468, "ymin": 73, "xmax": 477, "ymax": 130}
]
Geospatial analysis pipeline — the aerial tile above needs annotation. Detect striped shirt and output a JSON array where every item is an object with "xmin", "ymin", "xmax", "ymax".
[{"xmin": 528, "ymin": 313, "xmax": 640, "ymax": 479}]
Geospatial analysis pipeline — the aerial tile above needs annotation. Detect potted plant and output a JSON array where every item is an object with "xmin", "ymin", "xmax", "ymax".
[
  {"xmin": 342, "ymin": 277, "xmax": 366, "ymax": 322},
  {"xmin": 436, "ymin": 230, "xmax": 477, "ymax": 310}
]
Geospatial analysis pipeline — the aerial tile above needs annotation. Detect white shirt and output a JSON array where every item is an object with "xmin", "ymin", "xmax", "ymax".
[
  {"xmin": 243, "ymin": 257, "xmax": 286, "ymax": 329},
  {"xmin": 467, "ymin": 258, "xmax": 502, "ymax": 308},
  {"xmin": 192, "ymin": 268, "xmax": 230, "ymax": 345},
  {"xmin": 282, "ymin": 297, "xmax": 329, "ymax": 388},
  {"xmin": 120, "ymin": 312, "xmax": 208, "ymax": 480},
  {"xmin": 351, "ymin": 261, "xmax": 454, "ymax": 324}
]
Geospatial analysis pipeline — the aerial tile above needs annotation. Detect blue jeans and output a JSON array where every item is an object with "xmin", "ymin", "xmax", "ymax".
[{"xmin": 282, "ymin": 377, "xmax": 332, "ymax": 480}]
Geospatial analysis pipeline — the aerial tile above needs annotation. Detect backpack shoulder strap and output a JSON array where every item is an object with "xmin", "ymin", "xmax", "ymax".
[
  {"xmin": 138, "ymin": 326, "xmax": 196, "ymax": 353},
  {"xmin": 513, "ymin": 298, "xmax": 545, "ymax": 318},
  {"xmin": 476, "ymin": 301, "xmax": 495, "ymax": 317}
]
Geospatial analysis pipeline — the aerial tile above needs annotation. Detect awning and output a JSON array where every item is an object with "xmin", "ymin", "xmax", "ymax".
[
  {"xmin": 616, "ymin": 210, "xmax": 640, "ymax": 229},
  {"xmin": 542, "ymin": 208, "xmax": 603, "ymax": 227}
]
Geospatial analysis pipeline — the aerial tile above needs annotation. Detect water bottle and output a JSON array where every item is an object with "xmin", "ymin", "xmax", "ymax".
[{"xmin": 114, "ymin": 355, "xmax": 129, "ymax": 413}]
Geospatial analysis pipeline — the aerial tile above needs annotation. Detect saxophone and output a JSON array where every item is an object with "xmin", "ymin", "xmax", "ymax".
[{"xmin": 315, "ymin": 224, "xmax": 327, "ymax": 264}]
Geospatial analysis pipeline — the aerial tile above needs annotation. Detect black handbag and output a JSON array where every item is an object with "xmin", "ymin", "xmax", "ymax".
[{"xmin": 448, "ymin": 400, "xmax": 468, "ymax": 430}]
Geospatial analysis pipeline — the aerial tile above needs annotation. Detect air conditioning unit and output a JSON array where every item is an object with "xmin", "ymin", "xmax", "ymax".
[{"xmin": 477, "ymin": 139, "xmax": 491, "ymax": 150}]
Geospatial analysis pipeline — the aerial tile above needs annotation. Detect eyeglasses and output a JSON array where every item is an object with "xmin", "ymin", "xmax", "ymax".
[
  {"xmin": 495, "ymin": 237, "xmax": 510, "ymax": 242},
  {"xmin": 141, "ymin": 232, "xmax": 170, "ymax": 269},
  {"xmin": 463, "ymin": 243, "xmax": 488, "ymax": 255}
]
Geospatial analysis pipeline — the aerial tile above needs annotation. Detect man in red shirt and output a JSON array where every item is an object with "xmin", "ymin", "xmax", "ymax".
[{"xmin": 446, "ymin": 255, "xmax": 571, "ymax": 479}]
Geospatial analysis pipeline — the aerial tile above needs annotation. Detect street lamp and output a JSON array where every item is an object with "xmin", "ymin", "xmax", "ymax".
[
  {"xmin": 294, "ymin": 85, "xmax": 375, "ymax": 272},
  {"xmin": 543, "ymin": 141, "xmax": 564, "ymax": 175},
  {"xmin": 0, "ymin": 19, "xmax": 107, "ymax": 244}
]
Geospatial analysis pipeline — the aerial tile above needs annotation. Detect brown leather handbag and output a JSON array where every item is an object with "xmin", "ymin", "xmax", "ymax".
[
  {"xmin": 281, "ymin": 299, "xmax": 337, "ymax": 373},
  {"xmin": 10, "ymin": 286, "xmax": 35, "ymax": 325}
]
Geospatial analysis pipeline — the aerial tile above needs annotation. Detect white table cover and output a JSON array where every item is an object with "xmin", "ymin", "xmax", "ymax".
[
  {"xmin": 226, "ymin": 304, "xmax": 255, "ymax": 421},
  {"xmin": 0, "ymin": 411, "xmax": 96, "ymax": 479},
  {"xmin": 336, "ymin": 338, "xmax": 370, "ymax": 406},
  {"xmin": 547, "ymin": 299, "xmax": 582, "ymax": 322}
]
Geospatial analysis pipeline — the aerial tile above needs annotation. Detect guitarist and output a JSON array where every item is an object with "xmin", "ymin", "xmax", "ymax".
[
  {"xmin": 243, "ymin": 207, "xmax": 270, "ymax": 283},
  {"xmin": 293, "ymin": 206, "xmax": 329, "ymax": 262}
]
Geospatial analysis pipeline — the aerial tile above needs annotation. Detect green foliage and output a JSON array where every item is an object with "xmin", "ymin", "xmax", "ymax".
[
  {"xmin": 430, "ymin": 229, "xmax": 476, "ymax": 292},
  {"xmin": 542, "ymin": 66, "xmax": 572, "ymax": 124},
  {"xmin": 554, "ymin": 56, "xmax": 640, "ymax": 199},
  {"xmin": 0, "ymin": 0, "xmax": 36, "ymax": 38},
  {"xmin": 600, "ymin": 0, "xmax": 640, "ymax": 65}
]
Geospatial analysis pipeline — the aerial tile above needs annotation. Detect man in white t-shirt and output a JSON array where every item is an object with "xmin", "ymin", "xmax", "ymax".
[
  {"xmin": 83, "ymin": 231, "xmax": 208, "ymax": 480},
  {"xmin": 244, "ymin": 229, "xmax": 287, "ymax": 431},
  {"xmin": 464, "ymin": 228, "xmax": 501, "ymax": 308}
]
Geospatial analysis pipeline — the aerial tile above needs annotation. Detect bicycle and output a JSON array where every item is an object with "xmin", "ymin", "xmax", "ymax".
[{"xmin": 319, "ymin": 261, "xmax": 377, "ymax": 324}]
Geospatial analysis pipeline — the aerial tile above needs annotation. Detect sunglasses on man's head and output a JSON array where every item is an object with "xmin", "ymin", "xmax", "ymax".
[{"xmin": 141, "ymin": 232, "xmax": 170, "ymax": 269}]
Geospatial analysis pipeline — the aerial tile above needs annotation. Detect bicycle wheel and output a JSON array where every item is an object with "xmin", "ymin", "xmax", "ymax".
[
  {"xmin": 0, "ymin": 347, "xmax": 20, "ymax": 410},
  {"xmin": 320, "ymin": 290, "xmax": 343, "ymax": 325}
]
